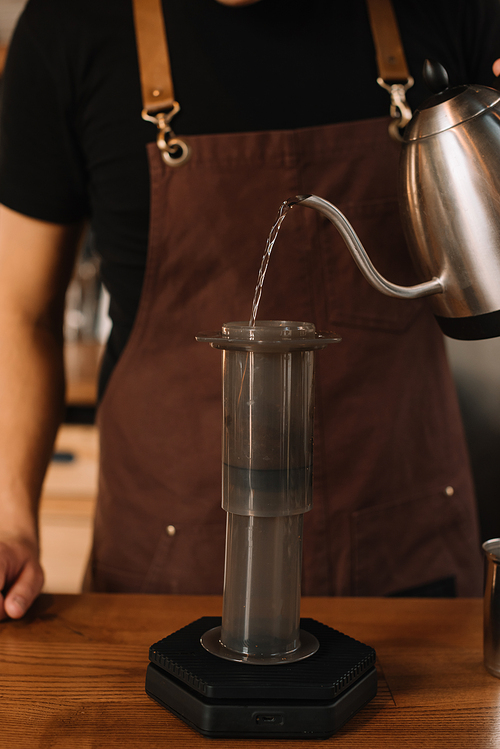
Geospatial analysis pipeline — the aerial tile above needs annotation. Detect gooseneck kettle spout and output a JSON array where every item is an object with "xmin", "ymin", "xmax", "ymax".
[{"xmin": 295, "ymin": 194, "xmax": 443, "ymax": 300}]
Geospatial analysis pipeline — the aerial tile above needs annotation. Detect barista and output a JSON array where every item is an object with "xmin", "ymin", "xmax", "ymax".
[{"xmin": 1, "ymin": 0, "xmax": 500, "ymax": 620}]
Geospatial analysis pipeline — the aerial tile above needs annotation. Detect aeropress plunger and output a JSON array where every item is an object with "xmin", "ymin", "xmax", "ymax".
[{"xmin": 145, "ymin": 321, "xmax": 378, "ymax": 739}]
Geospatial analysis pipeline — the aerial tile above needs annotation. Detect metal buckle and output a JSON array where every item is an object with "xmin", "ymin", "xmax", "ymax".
[
  {"xmin": 141, "ymin": 102, "xmax": 191, "ymax": 167},
  {"xmin": 377, "ymin": 77, "xmax": 414, "ymax": 142}
]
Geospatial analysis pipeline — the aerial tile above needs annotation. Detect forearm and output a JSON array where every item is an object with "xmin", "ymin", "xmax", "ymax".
[
  {"xmin": 0, "ymin": 315, "xmax": 66, "ymax": 542},
  {"xmin": 0, "ymin": 205, "xmax": 84, "ymax": 618}
]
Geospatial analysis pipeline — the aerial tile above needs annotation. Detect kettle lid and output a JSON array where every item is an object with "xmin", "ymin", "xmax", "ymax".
[{"xmin": 403, "ymin": 59, "xmax": 500, "ymax": 141}]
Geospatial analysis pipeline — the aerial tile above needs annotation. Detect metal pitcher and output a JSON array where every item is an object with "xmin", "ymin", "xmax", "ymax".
[{"xmin": 296, "ymin": 61, "xmax": 500, "ymax": 340}]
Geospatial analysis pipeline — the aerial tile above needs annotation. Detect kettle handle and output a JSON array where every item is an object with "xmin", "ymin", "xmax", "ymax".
[{"xmin": 298, "ymin": 195, "xmax": 443, "ymax": 300}]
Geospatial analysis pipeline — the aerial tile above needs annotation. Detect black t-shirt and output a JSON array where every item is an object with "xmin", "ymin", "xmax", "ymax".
[{"xmin": 1, "ymin": 0, "xmax": 500, "ymax": 394}]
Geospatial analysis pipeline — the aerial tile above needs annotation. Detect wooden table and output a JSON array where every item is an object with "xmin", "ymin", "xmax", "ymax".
[
  {"xmin": 1, "ymin": 595, "xmax": 499, "ymax": 747},
  {"xmin": 64, "ymin": 341, "xmax": 103, "ymax": 406},
  {"xmin": 0, "ymin": 44, "xmax": 7, "ymax": 77}
]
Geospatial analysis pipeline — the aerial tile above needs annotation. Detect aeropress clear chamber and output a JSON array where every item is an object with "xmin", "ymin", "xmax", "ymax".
[
  {"xmin": 197, "ymin": 321, "xmax": 340, "ymax": 664},
  {"xmin": 146, "ymin": 320, "xmax": 377, "ymax": 739}
]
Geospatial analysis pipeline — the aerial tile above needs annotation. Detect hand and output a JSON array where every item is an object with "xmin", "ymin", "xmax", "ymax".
[
  {"xmin": 493, "ymin": 59, "xmax": 500, "ymax": 77},
  {"xmin": 0, "ymin": 535, "xmax": 44, "ymax": 620}
]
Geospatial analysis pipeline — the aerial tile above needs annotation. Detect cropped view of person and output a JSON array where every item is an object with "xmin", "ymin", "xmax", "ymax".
[{"xmin": 1, "ymin": 0, "xmax": 500, "ymax": 621}]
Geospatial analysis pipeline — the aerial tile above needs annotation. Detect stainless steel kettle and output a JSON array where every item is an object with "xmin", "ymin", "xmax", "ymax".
[{"xmin": 296, "ymin": 61, "xmax": 500, "ymax": 340}]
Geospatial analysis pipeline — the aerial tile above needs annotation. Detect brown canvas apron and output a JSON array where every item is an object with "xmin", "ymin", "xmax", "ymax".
[{"xmin": 89, "ymin": 5, "xmax": 483, "ymax": 598}]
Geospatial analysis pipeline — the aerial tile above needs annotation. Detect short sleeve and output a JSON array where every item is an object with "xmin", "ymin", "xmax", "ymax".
[{"xmin": 0, "ymin": 0, "xmax": 89, "ymax": 224}]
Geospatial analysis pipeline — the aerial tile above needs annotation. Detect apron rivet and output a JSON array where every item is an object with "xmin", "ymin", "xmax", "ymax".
[
  {"xmin": 445, "ymin": 486, "xmax": 455, "ymax": 497},
  {"xmin": 166, "ymin": 524, "xmax": 177, "ymax": 536}
]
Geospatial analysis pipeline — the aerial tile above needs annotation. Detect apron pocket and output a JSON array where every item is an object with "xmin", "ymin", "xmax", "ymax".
[{"xmin": 350, "ymin": 481, "xmax": 479, "ymax": 596}]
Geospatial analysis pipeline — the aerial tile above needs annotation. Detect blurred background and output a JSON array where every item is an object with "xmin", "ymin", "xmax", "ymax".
[{"xmin": 0, "ymin": 0, "xmax": 499, "ymax": 594}]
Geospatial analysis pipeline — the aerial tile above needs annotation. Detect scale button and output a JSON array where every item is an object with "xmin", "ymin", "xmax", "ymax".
[
  {"xmin": 444, "ymin": 486, "xmax": 454, "ymax": 497},
  {"xmin": 166, "ymin": 525, "xmax": 177, "ymax": 537}
]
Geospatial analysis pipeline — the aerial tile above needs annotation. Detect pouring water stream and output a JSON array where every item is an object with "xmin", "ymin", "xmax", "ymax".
[{"xmin": 249, "ymin": 197, "xmax": 307, "ymax": 326}]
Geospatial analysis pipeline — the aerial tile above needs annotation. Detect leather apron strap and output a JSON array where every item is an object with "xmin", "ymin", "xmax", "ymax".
[
  {"xmin": 131, "ymin": 0, "xmax": 191, "ymax": 165},
  {"xmin": 365, "ymin": 0, "xmax": 414, "ymax": 140},
  {"xmin": 132, "ymin": 0, "xmax": 174, "ymax": 113},
  {"xmin": 366, "ymin": 0, "xmax": 409, "ymax": 82},
  {"xmin": 132, "ymin": 0, "xmax": 411, "ymax": 146}
]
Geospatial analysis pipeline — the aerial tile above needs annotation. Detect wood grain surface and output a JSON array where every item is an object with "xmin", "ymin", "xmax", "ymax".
[
  {"xmin": 0, "ymin": 44, "xmax": 7, "ymax": 76},
  {"xmin": 64, "ymin": 342, "xmax": 103, "ymax": 406},
  {"xmin": 1, "ymin": 595, "xmax": 499, "ymax": 748}
]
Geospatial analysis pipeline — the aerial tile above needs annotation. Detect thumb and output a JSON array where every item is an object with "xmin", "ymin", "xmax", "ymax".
[
  {"xmin": 493, "ymin": 59, "xmax": 500, "ymax": 77},
  {"xmin": 3, "ymin": 559, "xmax": 44, "ymax": 619}
]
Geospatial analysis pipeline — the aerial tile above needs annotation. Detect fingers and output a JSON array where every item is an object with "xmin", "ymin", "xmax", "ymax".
[
  {"xmin": 3, "ymin": 559, "xmax": 44, "ymax": 619},
  {"xmin": 3, "ymin": 592, "xmax": 26, "ymax": 619},
  {"xmin": 493, "ymin": 59, "xmax": 500, "ymax": 77},
  {"xmin": 0, "ymin": 542, "xmax": 44, "ymax": 621}
]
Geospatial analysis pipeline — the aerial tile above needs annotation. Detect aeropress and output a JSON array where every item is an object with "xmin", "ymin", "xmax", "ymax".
[{"xmin": 145, "ymin": 320, "xmax": 377, "ymax": 739}]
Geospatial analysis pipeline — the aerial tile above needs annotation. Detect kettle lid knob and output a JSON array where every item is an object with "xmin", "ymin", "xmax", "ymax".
[
  {"xmin": 422, "ymin": 59, "xmax": 449, "ymax": 94},
  {"xmin": 416, "ymin": 59, "xmax": 469, "ymax": 114},
  {"xmin": 404, "ymin": 59, "xmax": 500, "ymax": 141}
]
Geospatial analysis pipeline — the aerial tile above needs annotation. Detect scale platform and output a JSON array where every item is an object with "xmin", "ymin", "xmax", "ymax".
[{"xmin": 145, "ymin": 616, "xmax": 377, "ymax": 739}]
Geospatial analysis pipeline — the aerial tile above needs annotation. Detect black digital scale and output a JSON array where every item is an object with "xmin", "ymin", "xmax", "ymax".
[{"xmin": 145, "ymin": 617, "xmax": 376, "ymax": 739}]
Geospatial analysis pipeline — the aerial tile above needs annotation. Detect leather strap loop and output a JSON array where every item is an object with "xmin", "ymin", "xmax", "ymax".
[
  {"xmin": 132, "ymin": 0, "xmax": 191, "ymax": 165},
  {"xmin": 365, "ymin": 0, "xmax": 410, "ymax": 83},
  {"xmin": 366, "ymin": 0, "xmax": 413, "ymax": 141},
  {"xmin": 132, "ymin": 0, "xmax": 175, "ymax": 114}
]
